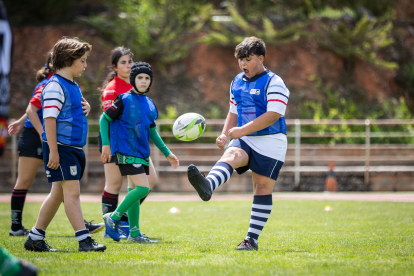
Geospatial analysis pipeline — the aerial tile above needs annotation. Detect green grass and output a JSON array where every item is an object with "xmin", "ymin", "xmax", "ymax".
[{"xmin": 0, "ymin": 200, "xmax": 414, "ymax": 275}]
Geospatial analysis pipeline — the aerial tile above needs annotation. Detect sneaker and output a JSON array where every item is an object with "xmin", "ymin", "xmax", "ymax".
[
  {"xmin": 78, "ymin": 237, "xmax": 106, "ymax": 252},
  {"xmin": 103, "ymin": 213, "xmax": 120, "ymax": 242},
  {"xmin": 236, "ymin": 237, "xmax": 258, "ymax": 251},
  {"xmin": 187, "ymin": 164, "xmax": 212, "ymax": 201},
  {"xmin": 84, "ymin": 220, "xmax": 105, "ymax": 234},
  {"xmin": 127, "ymin": 234, "xmax": 158, "ymax": 243},
  {"xmin": 9, "ymin": 227, "xmax": 29, "ymax": 236},
  {"xmin": 16, "ymin": 260, "xmax": 38, "ymax": 276},
  {"xmin": 24, "ymin": 237, "xmax": 57, "ymax": 252},
  {"xmin": 104, "ymin": 230, "xmax": 127, "ymax": 239},
  {"xmin": 118, "ymin": 220, "xmax": 130, "ymax": 237}
]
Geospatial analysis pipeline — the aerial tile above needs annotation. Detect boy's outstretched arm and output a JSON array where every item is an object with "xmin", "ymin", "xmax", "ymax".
[
  {"xmin": 228, "ymin": 111, "xmax": 281, "ymax": 140},
  {"xmin": 44, "ymin": 117, "xmax": 59, "ymax": 170},
  {"xmin": 100, "ymin": 113, "xmax": 112, "ymax": 163},
  {"xmin": 216, "ymin": 112, "xmax": 238, "ymax": 150}
]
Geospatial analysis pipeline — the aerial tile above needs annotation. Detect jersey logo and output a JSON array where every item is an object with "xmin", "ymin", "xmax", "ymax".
[{"xmin": 250, "ymin": 89, "xmax": 260, "ymax": 95}]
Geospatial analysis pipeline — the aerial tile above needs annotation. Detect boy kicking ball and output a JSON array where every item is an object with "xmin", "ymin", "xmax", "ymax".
[
  {"xmin": 24, "ymin": 37, "xmax": 106, "ymax": 252},
  {"xmin": 188, "ymin": 36, "xmax": 289, "ymax": 251}
]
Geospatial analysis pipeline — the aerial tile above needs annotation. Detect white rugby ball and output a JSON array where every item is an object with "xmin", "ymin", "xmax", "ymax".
[{"xmin": 173, "ymin": 113, "xmax": 206, "ymax": 141}]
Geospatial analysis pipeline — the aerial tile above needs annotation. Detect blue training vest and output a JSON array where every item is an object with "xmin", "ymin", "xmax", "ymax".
[
  {"xmin": 41, "ymin": 74, "xmax": 88, "ymax": 147},
  {"xmin": 110, "ymin": 92, "xmax": 158, "ymax": 159},
  {"xmin": 231, "ymin": 69, "xmax": 287, "ymax": 136},
  {"xmin": 24, "ymin": 78, "xmax": 50, "ymax": 129}
]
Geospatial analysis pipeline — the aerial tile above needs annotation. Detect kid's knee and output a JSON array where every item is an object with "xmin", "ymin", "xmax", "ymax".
[
  {"xmin": 220, "ymin": 148, "xmax": 248, "ymax": 168},
  {"xmin": 62, "ymin": 187, "xmax": 81, "ymax": 199},
  {"xmin": 14, "ymin": 178, "xmax": 34, "ymax": 190},
  {"xmin": 254, "ymin": 182, "xmax": 274, "ymax": 195}
]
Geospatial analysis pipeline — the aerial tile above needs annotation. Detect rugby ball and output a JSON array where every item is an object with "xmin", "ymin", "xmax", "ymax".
[{"xmin": 173, "ymin": 113, "xmax": 206, "ymax": 141}]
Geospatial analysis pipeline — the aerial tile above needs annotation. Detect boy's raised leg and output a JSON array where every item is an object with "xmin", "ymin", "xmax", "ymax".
[{"xmin": 188, "ymin": 147, "xmax": 247, "ymax": 201}]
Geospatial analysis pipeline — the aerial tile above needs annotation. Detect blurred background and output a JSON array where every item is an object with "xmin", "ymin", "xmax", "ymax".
[{"xmin": 2, "ymin": 0, "xmax": 414, "ymax": 192}]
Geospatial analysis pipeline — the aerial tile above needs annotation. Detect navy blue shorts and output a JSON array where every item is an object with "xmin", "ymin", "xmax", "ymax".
[
  {"xmin": 229, "ymin": 139, "xmax": 284, "ymax": 181},
  {"xmin": 42, "ymin": 142, "xmax": 85, "ymax": 183},
  {"xmin": 18, "ymin": 127, "xmax": 43, "ymax": 160}
]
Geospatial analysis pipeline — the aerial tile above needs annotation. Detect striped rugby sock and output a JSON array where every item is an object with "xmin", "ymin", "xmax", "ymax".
[
  {"xmin": 247, "ymin": 195, "xmax": 272, "ymax": 243},
  {"xmin": 29, "ymin": 227, "xmax": 45, "ymax": 241},
  {"xmin": 206, "ymin": 162, "xmax": 233, "ymax": 191},
  {"xmin": 75, "ymin": 229, "xmax": 91, "ymax": 242}
]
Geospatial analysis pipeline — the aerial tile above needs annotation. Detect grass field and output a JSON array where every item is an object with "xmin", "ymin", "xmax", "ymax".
[{"xmin": 0, "ymin": 199, "xmax": 413, "ymax": 275}]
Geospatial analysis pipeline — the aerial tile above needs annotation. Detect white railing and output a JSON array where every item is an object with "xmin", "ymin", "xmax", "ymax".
[{"xmin": 7, "ymin": 119, "xmax": 414, "ymax": 187}]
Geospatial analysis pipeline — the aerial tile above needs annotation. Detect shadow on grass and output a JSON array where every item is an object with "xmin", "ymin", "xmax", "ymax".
[
  {"xmin": 271, "ymin": 249, "xmax": 309, "ymax": 253},
  {"xmin": 125, "ymin": 240, "xmax": 171, "ymax": 244}
]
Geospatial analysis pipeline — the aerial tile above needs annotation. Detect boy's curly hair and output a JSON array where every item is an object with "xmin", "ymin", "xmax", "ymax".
[
  {"xmin": 234, "ymin": 36, "xmax": 266, "ymax": 59},
  {"xmin": 51, "ymin": 37, "xmax": 92, "ymax": 71}
]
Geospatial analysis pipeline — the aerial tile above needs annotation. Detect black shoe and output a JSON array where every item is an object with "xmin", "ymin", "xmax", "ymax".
[
  {"xmin": 9, "ymin": 226, "xmax": 29, "ymax": 236},
  {"xmin": 236, "ymin": 237, "xmax": 258, "ymax": 251},
  {"xmin": 187, "ymin": 164, "xmax": 212, "ymax": 201},
  {"xmin": 24, "ymin": 237, "xmax": 57, "ymax": 252},
  {"xmin": 16, "ymin": 261, "xmax": 38, "ymax": 276},
  {"xmin": 78, "ymin": 237, "xmax": 106, "ymax": 252},
  {"xmin": 84, "ymin": 220, "xmax": 105, "ymax": 234}
]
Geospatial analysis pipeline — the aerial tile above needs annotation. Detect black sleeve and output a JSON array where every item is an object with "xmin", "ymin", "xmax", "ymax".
[
  {"xmin": 104, "ymin": 96, "xmax": 124, "ymax": 121},
  {"xmin": 151, "ymin": 98, "xmax": 158, "ymax": 128}
]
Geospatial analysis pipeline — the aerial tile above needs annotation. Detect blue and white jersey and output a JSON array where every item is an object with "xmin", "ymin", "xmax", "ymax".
[
  {"xmin": 229, "ymin": 69, "xmax": 289, "ymax": 161},
  {"xmin": 41, "ymin": 74, "xmax": 88, "ymax": 148}
]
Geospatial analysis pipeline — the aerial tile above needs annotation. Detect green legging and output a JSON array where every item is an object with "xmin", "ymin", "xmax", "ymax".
[{"xmin": 110, "ymin": 186, "xmax": 150, "ymax": 238}]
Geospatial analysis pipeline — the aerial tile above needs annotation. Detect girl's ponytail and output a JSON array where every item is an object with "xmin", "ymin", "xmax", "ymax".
[{"xmin": 35, "ymin": 52, "xmax": 52, "ymax": 83}]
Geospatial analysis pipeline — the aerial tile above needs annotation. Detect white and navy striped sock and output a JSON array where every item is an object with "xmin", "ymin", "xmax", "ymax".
[
  {"xmin": 206, "ymin": 162, "xmax": 233, "ymax": 191},
  {"xmin": 29, "ymin": 227, "xmax": 45, "ymax": 241},
  {"xmin": 75, "ymin": 229, "xmax": 91, "ymax": 242},
  {"xmin": 247, "ymin": 195, "xmax": 272, "ymax": 243}
]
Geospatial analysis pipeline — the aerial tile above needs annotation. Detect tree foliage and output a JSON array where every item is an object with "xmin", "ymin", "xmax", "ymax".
[
  {"xmin": 318, "ymin": 13, "xmax": 397, "ymax": 70},
  {"xmin": 200, "ymin": 1, "xmax": 397, "ymax": 70},
  {"xmin": 83, "ymin": 0, "xmax": 213, "ymax": 63}
]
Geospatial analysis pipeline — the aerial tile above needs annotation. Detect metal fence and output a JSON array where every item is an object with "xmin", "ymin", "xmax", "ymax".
[{"xmin": 8, "ymin": 119, "xmax": 414, "ymax": 187}]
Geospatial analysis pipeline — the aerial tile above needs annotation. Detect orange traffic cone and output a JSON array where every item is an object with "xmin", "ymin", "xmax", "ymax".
[{"xmin": 325, "ymin": 161, "xmax": 337, "ymax": 192}]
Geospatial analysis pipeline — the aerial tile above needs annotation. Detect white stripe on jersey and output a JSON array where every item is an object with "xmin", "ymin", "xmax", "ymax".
[
  {"xmin": 229, "ymin": 81, "xmax": 238, "ymax": 114},
  {"xmin": 42, "ymin": 82, "xmax": 65, "ymax": 119},
  {"xmin": 266, "ymin": 75, "xmax": 290, "ymax": 116}
]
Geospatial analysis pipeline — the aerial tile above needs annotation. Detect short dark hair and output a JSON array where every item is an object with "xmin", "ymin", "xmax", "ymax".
[
  {"xmin": 51, "ymin": 37, "xmax": 92, "ymax": 71},
  {"xmin": 234, "ymin": 36, "xmax": 266, "ymax": 59}
]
